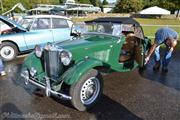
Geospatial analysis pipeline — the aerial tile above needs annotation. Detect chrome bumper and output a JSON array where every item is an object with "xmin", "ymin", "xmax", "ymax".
[{"xmin": 21, "ymin": 71, "xmax": 72, "ymax": 100}]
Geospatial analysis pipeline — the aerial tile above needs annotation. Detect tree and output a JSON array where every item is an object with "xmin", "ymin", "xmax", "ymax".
[
  {"xmin": 165, "ymin": 0, "xmax": 179, "ymax": 13},
  {"xmin": 76, "ymin": 0, "xmax": 90, "ymax": 4},
  {"xmin": 142, "ymin": 0, "xmax": 179, "ymax": 14},
  {"xmin": 142, "ymin": 0, "xmax": 159, "ymax": 9},
  {"xmin": 0, "ymin": 0, "xmax": 62, "ymax": 14},
  {"xmin": 58, "ymin": 0, "xmax": 64, "ymax": 4},
  {"xmin": 1, "ymin": 0, "xmax": 29, "ymax": 14},
  {"xmin": 158, "ymin": 0, "xmax": 175, "ymax": 13},
  {"xmin": 113, "ymin": 0, "xmax": 143, "ymax": 13},
  {"xmin": 102, "ymin": 0, "xmax": 108, "ymax": 5},
  {"xmin": 165, "ymin": 0, "xmax": 180, "ymax": 18},
  {"xmin": 89, "ymin": 0, "xmax": 98, "ymax": 6}
]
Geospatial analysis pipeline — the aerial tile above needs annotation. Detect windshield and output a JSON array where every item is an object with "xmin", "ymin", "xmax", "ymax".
[
  {"xmin": 72, "ymin": 22, "xmax": 134, "ymax": 37},
  {"xmin": 87, "ymin": 23, "xmax": 123, "ymax": 36},
  {"xmin": 18, "ymin": 18, "xmax": 34, "ymax": 30},
  {"xmin": 72, "ymin": 22, "xmax": 144, "ymax": 39},
  {"xmin": 72, "ymin": 23, "xmax": 123, "ymax": 37}
]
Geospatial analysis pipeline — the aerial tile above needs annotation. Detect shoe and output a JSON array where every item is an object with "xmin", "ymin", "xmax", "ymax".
[
  {"xmin": 0, "ymin": 71, "xmax": 6, "ymax": 76},
  {"xmin": 153, "ymin": 62, "xmax": 160, "ymax": 71},
  {"xmin": 162, "ymin": 67, "xmax": 168, "ymax": 73}
]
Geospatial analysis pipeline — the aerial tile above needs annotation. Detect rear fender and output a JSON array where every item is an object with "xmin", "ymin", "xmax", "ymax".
[{"xmin": 61, "ymin": 59, "xmax": 103, "ymax": 85}]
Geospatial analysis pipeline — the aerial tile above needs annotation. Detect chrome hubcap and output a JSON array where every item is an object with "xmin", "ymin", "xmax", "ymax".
[
  {"xmin": 0, "ymin": 46, "xmax": 15, "ymax": 60},
  {"xmin": 80, "ymin": 77, "xmax": 100, "ymax": 105}
]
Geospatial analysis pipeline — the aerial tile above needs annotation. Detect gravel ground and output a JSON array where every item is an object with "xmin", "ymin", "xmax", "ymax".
[{"xmin": 0, "ymin": 49, "xmax": 180, "ymax": 120}]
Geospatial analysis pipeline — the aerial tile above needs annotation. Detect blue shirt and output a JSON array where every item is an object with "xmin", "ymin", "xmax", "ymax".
[{"xmin": 155, "ymin": 27, "xmax": 178, "ymax": 45}]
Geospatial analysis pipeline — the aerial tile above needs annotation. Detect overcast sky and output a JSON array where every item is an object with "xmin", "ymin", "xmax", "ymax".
[{"xmin": 107, "ymin": 0, "xmax": 117, "ymax": 3}]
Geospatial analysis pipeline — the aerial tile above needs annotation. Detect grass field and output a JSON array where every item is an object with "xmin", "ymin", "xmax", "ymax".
[
  {"xmin": 141, "ymin": 25, "xmax": 180, "ymax": 38},
  {"xmin": 135, "ymin": 18, "xmax": 180, "ymax": 25},
  {"xmin": 135, "ymin": 18, "xmax": 180, "ymax": 38},
  {"xmin": 136, "ymin": 18, "xmax": 180, "ymax": 49}
]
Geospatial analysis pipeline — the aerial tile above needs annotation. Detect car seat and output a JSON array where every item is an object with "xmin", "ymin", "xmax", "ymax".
[{"xmin": 119, "ymin": 33, "xmax": 136, "ymax": 62}]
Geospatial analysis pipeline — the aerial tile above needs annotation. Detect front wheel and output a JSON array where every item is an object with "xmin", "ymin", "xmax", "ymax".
[
  {"xmin": 70, "ymin": 69, "xmax": 103, "ymax": 111},
  {"xmin": 0, "ymin": 42, "xmax": 18, "ymax": 61}
]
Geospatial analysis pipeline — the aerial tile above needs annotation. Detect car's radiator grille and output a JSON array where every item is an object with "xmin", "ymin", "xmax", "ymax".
[{"xmin": 44, "ymin": 49, "xmax": 63, "ymax": 79}]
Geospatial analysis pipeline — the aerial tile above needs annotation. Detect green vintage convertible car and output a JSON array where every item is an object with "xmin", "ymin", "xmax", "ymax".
[{"xmin": 21, "ymin": 17, "xmax": 151, "ymax": 111}]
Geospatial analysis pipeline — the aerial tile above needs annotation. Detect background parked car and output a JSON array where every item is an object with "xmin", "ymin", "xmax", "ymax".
[{"xmin": 0, "ymin": 15, "xmax": 73, "ymax": 61}]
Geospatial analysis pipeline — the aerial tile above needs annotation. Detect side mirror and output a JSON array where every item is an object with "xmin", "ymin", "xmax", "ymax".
[
  {"xmin": 70, "ymin": 23, "xmax": 86, "ymax": 37},
  {"xmin": 71, "ymin": 29, "xmax": 81, "ymax": 37}
]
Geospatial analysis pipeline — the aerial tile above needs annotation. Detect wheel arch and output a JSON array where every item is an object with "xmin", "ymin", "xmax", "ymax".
[
  {"xmin": 62, "ymin": 59, "xmax": 104, "ymax": 85},
  {"xmin": 1, "ymin": 40, "xmax": 20, "ymax": 53}
]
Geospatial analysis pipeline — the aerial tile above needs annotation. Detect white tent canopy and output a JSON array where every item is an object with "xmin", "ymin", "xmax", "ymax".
[{"xmin": 139, "ymin": 6, "xmax": 170, "ymax": 15}]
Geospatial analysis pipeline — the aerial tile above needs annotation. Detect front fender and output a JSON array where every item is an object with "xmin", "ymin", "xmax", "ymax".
[
  {"xmin": 22, "ymin": 52, "xmax": 44, "ymax": 74},
  {"xmin": 61, "ymin": 59, "xmax": 103, "ymax": 85}
]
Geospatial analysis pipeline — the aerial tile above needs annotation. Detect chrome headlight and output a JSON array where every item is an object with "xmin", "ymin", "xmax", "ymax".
[
  {"xmin": 30, "ymin": 67, "xmax": 37, "ymax": 77},
  {"xmin": 20, "ymin": 70, "xmax": 29, "ymax": 85},
  {"xmin": 60, "ymin": 50, "xmax": 72, "ymax": 66},
  {"xmin": 35, "ymin": 45, "xmax": 43, "ymax": 58}
]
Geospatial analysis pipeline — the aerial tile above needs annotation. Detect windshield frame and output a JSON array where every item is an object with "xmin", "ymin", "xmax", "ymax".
[
  {"xmin": 71, "ymin": 22, "xmax": 145, "ymax": 40},
  {"xmin": 87, "ymin": 23, "xmax": 122, "ymax": 36},
  {"xmin": 71, "ymin": 22, "xmax": 124, "ymax": 37}
]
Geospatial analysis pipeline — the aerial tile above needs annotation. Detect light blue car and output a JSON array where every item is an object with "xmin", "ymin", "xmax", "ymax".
[{"xmin": 0, "ymin": 15, "xmax": 73, "ymax": 61}]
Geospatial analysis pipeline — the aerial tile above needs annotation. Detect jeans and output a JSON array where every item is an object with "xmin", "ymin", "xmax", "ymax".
[
  {"xmin": 154, "ymin": 46, "xmax": 172, "ymax": 68},
  {"xmin": 0, "ymin": 59, "xmax": 5, "ymax": 72}
]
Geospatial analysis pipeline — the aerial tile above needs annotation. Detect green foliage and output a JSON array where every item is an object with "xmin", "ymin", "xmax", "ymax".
[
  {"xmin": 0, "ymin": 0, "xmax": 179, "ymax": 14},
  {"xmin": 1, "ymin": 0, "xmax": 29, "ymax": 13},
  {"xmin": 143, "ymin": 0, "xmax": 179, "ymax": 13},
  {"xmin": 89, "ymin": 0, "xmax": 99, "ymax": 6},
  {"xmin": 58, "ymin": 0, "xmax": 64, "ymax": 4},
  {"xmin": 76, "ymin": 0, "xmax": 91, "ymax": 4},
  {"xmin": 102, "ymin": 0, "xmax": 108, "ymax": 5},
  {"xmin": 113, "ymin": 0, "xmax": 179, "ymax": 13},
  {"xmin": 76, "ymin": 0, "xmax": 102, "ymax": 8},
  {"xmin": 0, "ymin": 0, "xmax": 61, "ymax": 14},
  {"xmin": 143, "ymin": 0, "xmax": 159, "ymax": 9},
  {"xmin": 167, "ymin": 0, "xmax": 180, "ymax": 9},
  {"xmin": 113, "ymin": 0, "xmax": 143, "ymax": 13},
  {"xmin": 159, "ymin": 1, "xmax": 175, "ymax": 12}
]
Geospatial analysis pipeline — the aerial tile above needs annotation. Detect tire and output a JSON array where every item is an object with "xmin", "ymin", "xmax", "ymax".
[
  {"xmin": 0, "ymin": 42, "xmax": 18, "ymax": 61},
  {"xmin": 70, "ymin": 69, "xmax": 103, "ymax": 111}
]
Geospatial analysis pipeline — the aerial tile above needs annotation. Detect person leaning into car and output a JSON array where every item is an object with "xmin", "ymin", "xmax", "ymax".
[{"xmin": 145, "ymin": 27, "xmax": 179, "ymax": 73}]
